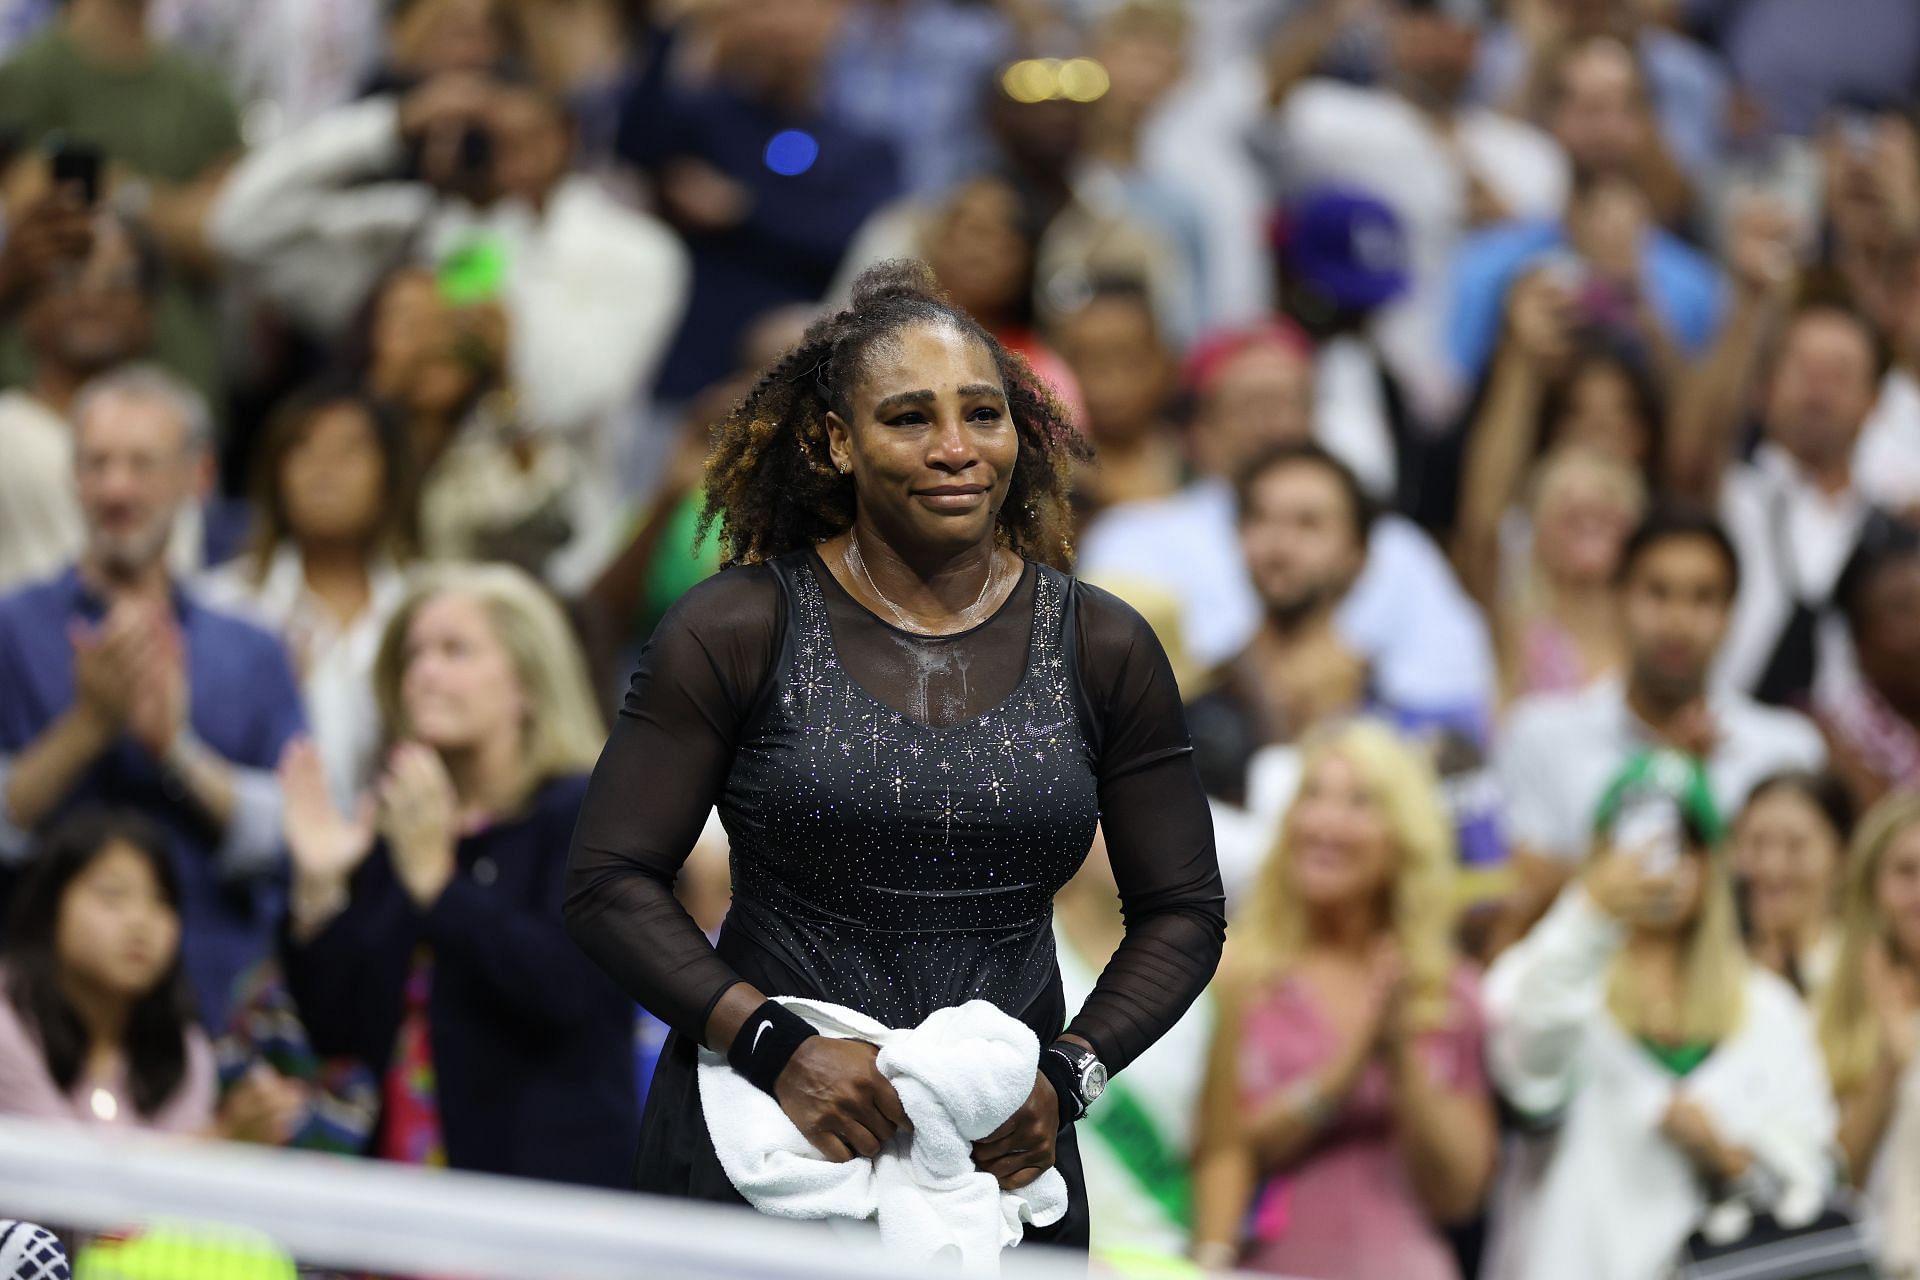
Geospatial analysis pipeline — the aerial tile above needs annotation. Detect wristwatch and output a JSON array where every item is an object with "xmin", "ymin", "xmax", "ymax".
[{"xmin": 1042, "ymin": 1040, "xmax": 1108, "ymax": 1121}]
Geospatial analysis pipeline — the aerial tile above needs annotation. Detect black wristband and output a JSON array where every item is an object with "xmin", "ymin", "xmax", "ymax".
[
  {"xmin": 726, "ymin": 999, "xmax": 816, "ymax": 1098},
  {"xmin": 1037, "ymin": 1045, "xmax": 1080, "ymax": 1130}
]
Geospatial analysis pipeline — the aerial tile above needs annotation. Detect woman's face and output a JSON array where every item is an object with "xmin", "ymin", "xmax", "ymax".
[
  {"xmin": 925, "ymin": 180, "xmax": 1031, "ymax": 323},
  {"xmin": 1284, "ymin": 751, "xmax": 1397, "ymax": 912},
  {"xmin": 55, "ymin": 842, "xmax": 180, "ymax": 1002},
  {"xmin": 1533, "ymin": 464, "xmax": 1636, "ymax": 586},
  {"xmin": 1550, "ymin": 362, "xmax": 1650, "ymax": 466},
  {"xmin": 1874, "ymin": 822, "xmax": 1920, "ymax": 964},
  {"xmin": 280, "ymin": 404, "xmax": 387, "ymax": 546},
  {"xmin": 399, "ymin": 592, "xmax": 526, "ymax": 753},
  {"xmin": 1734, "ymin": 788, "xmax": 1843, "ymax": 943},
  {"xmin": 369, "ymin": 273, "xmax": 482, "ymax": 422},
  {"xmin": 828, "ymin": 320, "xmax": 1020, "ymax": 556}
]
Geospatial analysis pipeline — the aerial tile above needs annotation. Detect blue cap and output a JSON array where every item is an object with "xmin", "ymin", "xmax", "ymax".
[{"xmin": 1273, "ymin": 186, "xmax": 1411, "ymax": 312}]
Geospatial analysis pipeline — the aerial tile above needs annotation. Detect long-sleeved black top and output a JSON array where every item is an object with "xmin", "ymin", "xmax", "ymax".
[{"xmin": 563, "ymin": 550, "xmax": 1224, "ymax": 1074}]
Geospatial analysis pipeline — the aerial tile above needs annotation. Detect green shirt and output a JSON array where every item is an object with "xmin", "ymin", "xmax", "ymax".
[{"xmin": 0, "ymin": 25, "xmax": 243, "ymax": 406}]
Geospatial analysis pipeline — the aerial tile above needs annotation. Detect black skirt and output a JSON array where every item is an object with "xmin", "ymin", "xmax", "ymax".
[{"xmin": 631, "ymin": 922, "xmax": 1091, "ymax": 1251}]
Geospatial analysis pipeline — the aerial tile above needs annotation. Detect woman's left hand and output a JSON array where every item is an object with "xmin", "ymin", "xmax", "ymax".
[
  {"xmin": 379, "ymin": 742, "xmax": 459, "ymax": 908},
  {"xmin": 972, "ymin": 1072, "xmax": 1059, "ymax": 1191}
]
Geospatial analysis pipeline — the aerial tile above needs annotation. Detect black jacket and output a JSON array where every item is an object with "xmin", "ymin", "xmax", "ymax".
[{"xmin": 285, "ymin": 774, "xmax": 638, "ymax": 1187}]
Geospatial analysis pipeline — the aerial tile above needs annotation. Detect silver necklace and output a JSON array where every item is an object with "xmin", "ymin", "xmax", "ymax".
[{"xmin": 845, "ymin": 532, "xmax": 1000, "ymax": 635}]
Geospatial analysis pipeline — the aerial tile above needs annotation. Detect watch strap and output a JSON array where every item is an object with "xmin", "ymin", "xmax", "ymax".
[{"xmin": 1040, "ymin": 1042, "xmax": 1095, "ymax": 1128}]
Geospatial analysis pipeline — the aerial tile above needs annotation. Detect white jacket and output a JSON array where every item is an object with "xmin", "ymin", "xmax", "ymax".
[
  {"xmin": 210, "ymin": 96, "xmax": 690, "ymax": 444},
  {"xmin": 1485, "ymin": 889, "xmax": 1837, "ymax": 1280}
]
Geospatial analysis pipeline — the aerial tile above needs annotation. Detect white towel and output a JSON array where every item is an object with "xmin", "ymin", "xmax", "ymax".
[{"xmin": 697, "ymin": 998, "xmax": 1069, "ymax": 1273}]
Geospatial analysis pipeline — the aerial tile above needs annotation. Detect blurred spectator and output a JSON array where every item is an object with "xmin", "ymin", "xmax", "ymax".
[
  {"xmin": 1473, "ymin": 0, "xmax": 1730, "ymax": 186},
  {"xmin": 0, "ymin": 0, "xmax": 242, "ymax": 408},
  {"xmin": 1188, "ymin": 444, "xmax": 1504, "ymax": 905},
  {"xmin": 278, "ymin": 564, "xmax": 639, "ymax": 1185},
  {"xmin": 1732, "ymin": 770, "xmax": 1854, "ymax": 995},
  {"xmin": 1454, "ymin": 274, "xmax": 1669, "ymax": 611},
  {"xmin": 1191, "ymin": 722, "xmax": 1495, "ymax": 1278},
  {"xmin": 150, "ymin": 0, "xmax": 383, "ymax": 145},
  {"xmin": 1493, "ymin": 444, "xmax": 1645, "ymax": 704},
  {"xmin": 1814, "ymin": 793, "xmax": 1920, "ymax": 1274},
  {"xmin": 1056, "ymin": 828, "xmax": 1214, "ymax": 1266},
  {"xmin": 1255, "ymin": 0, "xmax": 1569, "ymax": 423},
  {"xmin": 1820, "ymin": 519, "xmax": 1920, "ymax": 810},
  {"xmin": 1080, "ymin": 2, "xmax": 1211, "ymax": 337},
  {"xmin": 0, "ymin": 206, "xmax": 161, "ymax": 592},
  {"xmin": 0, "ymin": 365, "xmax": 303, "ymax": 1025},
  {"xmin": 581, "ymin": 304, "xmax": 815, "ymax": 690},
  {"xmin": 515, "ymin": 0, "xmax": 654, "ymax": 165},
  {"xmin": 1079, "ymin": 320, "xmax": 1496, "ymax": 714},
  {"xmin": 1854, "ymin": 227, "xmax": 1920, "ymax": 515},
  {"xmin": 1057, "ymin": 279, "xmax": 1183, "ymax": 518},
  {"xmin": 1680, "ymin": 299, "xmax": 1888, "ymax": 707},
  {"xmin": 626, "ymin": 0, "xmax": 897, "ymax": 403},
  {"xmin": 366, "ymin": 0, "xmax": 526, "ymax": 94},
  {"xmin": 825, "ymin": 0, "xmax": 1011, "ymax": 196},
  {"xmin": 1485, "ymin": 751, "xmax": 1836, "ymax": 1280},
  {"xmin": 1688, "ymin": 0, "xmax": 1920, "ymax": 139},
  {"xmin": 1272, "ymin": 187, "xmax": 1414, "ymax": 507},
  {"xmin": 212, "ymin": 71, "xmax": 690, "ymax": 485},
  {"xmin": 1495, "ymin": 507, "xmax": 1826, "ymax": 941},
  {"xmin": 1450, "ymin": 163, "xmax": 1723, "ymax": 392},
  {"xmin": 837, "ymin": 47, "xmax": 1196, "ymax": 347},
  {"xmin": 914, "ymin": 174, "xmax": 1086, "ymax": 416},
  {"xmin": 197, "ymin": 384, "xmax": 417, "ymax": 812},
  {"xmin": 0, "ymin": 810, "xmax": 302, "ymax": 1140}
]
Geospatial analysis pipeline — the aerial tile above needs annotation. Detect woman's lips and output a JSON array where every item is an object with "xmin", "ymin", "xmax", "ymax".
[{"xmin": 914, "ymin": 485, "xmax": 989, "ymax": 510}]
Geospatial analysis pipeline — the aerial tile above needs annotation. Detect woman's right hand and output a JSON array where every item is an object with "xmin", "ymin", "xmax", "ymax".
[
  {"xmin": 278, "ymin": 739, "xmax": 375, "ymax": 890},
  {"xmin": 1503, "ymin": 269, "xmax": 1577, "ymax": 374},
  {"xmin": 774, "ymin": 1038, "xmax": 912, "ymax": 1162},
  {"xmin": 1585, "ymin": 843, "xmax": 1697, "ymax": 928}
]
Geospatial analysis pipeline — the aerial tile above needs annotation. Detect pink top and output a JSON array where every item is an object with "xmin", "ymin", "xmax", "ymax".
[
  {"xmin": 1236, "ymin": 966, "xmax": 1487, "ymax": 1280},
  {"xmin": 0, "ymin": 981, "xmax": 216, "ymax": 1134}
]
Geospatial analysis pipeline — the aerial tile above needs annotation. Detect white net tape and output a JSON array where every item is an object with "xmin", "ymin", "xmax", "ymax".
[{"xmin": 0, "ymin": 1118, "xmax": 1239, "ymax": 1279}]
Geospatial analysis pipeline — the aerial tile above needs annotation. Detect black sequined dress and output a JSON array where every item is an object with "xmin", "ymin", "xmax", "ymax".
[{"xmin": 566, "ymin": 550, "xmax": 1224, "ymax": 1244}]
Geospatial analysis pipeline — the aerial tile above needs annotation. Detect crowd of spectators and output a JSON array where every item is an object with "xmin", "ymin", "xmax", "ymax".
[{"xmin": 0, "ymin": 0, "xmax": 1918, "ymax": 1277}]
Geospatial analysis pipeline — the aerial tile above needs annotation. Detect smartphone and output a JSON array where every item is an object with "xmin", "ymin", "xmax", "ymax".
[
  {"xmin": 49, "ymin": 140, "xmax": 103, "ymax": 206},
  {"xmin": 1612, "ymin": 792, "xmax": 1685, "ymax": 877}
]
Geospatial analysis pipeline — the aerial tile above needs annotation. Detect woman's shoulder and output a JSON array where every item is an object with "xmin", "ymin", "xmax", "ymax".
[{"xmin": 656, "ymin": 562, "xmax": 786, "ymax": 638}]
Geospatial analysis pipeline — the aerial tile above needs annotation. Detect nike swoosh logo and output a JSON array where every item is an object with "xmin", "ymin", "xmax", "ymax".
[{"xmin": 751, "ymin": 1020, "xmax": 773, "ymax": 1054}]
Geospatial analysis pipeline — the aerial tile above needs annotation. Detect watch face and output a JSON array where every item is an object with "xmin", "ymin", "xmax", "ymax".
[{"xmin": 1082, "ymin": 1060, "xmax": 1108, "ymax": 1101}]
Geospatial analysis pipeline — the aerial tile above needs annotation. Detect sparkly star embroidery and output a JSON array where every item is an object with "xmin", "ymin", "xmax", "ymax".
[
  {"xmin": 982, "ymin": 774, "xmax": 1007, "ymax": 805},
  {"xmin": 859, "ymin": 715, "xmax": 895, "ymax": 763}
]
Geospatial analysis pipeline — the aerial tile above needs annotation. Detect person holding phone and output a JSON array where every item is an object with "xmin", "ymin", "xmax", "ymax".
[{"xmin": 1484, "ymin": 750, "xmax": 1836, "ymax": 1280}]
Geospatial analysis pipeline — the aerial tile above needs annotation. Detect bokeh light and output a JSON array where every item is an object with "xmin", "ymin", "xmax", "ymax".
[{"xmin": 763, "ymin": 129, "xmax": 820, "ymax": 177}]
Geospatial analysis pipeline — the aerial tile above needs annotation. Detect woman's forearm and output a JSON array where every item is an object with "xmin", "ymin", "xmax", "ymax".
[
  {"xmin": 1392, "ymin": 1044, "xmax": 1496, "ymax": 1224},
  {"xmin": 1190, "ymin": 1142, "xmax": 1257, "ymax": 1262},
  {"xmin": 1455, "ymin": 351, "xmax": 1545, "ymax": 609}
]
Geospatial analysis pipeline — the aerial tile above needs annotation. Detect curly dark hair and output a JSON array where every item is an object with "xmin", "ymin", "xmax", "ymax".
[{"xmin": 700, "ymin": 260, "xmax": 1089, "ymax": 569}]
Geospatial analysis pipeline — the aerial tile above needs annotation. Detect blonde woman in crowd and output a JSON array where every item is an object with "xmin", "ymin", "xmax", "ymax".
[
  {"xmin": 1496, "ymin": 443, "xmax": 1644, "ymax": 705},
  {"xmin": 1191, "ymin": 720, "xmax": 1495, "ymax": 1278},
  {"xmin": 1733, "ymin": 771, "xmax": 1855, "ymax": 996},
  {"xmin": 1816, "ymin": 794, "xmax": 1920, "ymax": 1277},
  {"xmin": 276, "ymin": 564, "xmax": 640, "ymax": 1185},
  {"xmin": 1486, "ymin": 752, "xmax": 1835, "ymax": 1280}
]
